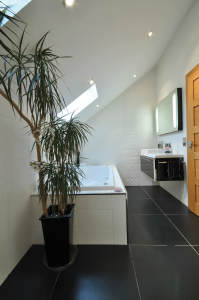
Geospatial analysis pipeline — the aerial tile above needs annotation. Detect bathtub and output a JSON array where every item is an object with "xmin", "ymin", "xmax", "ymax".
[
  {"xmin": 30, "ymin": 165, "xmax": 127, "ymax": 245},
  {"xmin": 80, "ymin": 165, "xmax": 115, "ymax": 191}
]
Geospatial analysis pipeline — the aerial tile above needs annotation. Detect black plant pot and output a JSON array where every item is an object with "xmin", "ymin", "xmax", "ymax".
[{"xmin": 40, "ymin": 204, "xmax": 75, "ymax": 268}]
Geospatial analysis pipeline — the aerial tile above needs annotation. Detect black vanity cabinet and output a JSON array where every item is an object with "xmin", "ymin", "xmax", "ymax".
[{"xmin": 140, "ymin": 155, "xmax": 184, "ymax": 181}]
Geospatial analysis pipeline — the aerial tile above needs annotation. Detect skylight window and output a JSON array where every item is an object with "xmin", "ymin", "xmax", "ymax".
[
  {"xmin": 1, "ymin": 0, "xmax": 32, "ymax": 26},
  {"xmin": 58, "ymin": 84, "xmax": 98, "ymax": 121}
]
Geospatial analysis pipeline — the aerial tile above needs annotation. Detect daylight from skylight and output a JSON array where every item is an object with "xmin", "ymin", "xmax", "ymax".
[
  {"xmin": 58, "ymin": 84, "xmax": 98, "ymax": 121},
  {"xmin": 1, "ymin": 0, "xmax": 31, "ymax": 26}
]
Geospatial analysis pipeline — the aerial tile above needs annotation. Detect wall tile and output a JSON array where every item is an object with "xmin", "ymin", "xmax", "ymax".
[
  {"xmin": 1, "ymin": 161, "xmax": 15, "ymax": 184},
  {"xmin": 0, "ymin": 185, "xmax": 3, "ymax": 211},
  {"xmin": 32, "ymin": 228, "xmax": 44, "ymax": 245},
  {"xmin": 0, "ymin": 257, "xmax": 8, "ymax": 286},
  {"xmin": 6, "ymin": 213, "xmax": 31, "ymax": 253},
  {"xmin": 78, "ymin": 227, "xmax": 113, "ymax": 244},
  {"xmin": 6, "ymin": 231, "xmax": 32, "ymax": 274},
  {"xmin": 0, "ymin": 233, "xmax": 7, "ymax": 261},
  {"xmin": 3, "ymin": 176, "xmax": 31, "ymax": 208},
  {"xmin": 31, "ymin": 211, "xmax": 42, "ymax": 228},
  {"xmin": 3, "ymin": 195, "xmax": 30, "ymax": 231}
]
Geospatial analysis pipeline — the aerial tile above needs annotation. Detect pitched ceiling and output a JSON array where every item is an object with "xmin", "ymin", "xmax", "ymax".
[{"xmin": 2, "ymin": 0, "xmax": 194, "ymax": 121}]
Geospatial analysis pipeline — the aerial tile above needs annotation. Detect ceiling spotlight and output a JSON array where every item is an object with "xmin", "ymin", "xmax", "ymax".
[
  {"xmin": 147, "ymin": 30, "xmax": 153, "ymax": 37},
  {"xmin": 64, "ymin": 0, "xmax": 75, "ymax": 7},
  {"xmin": 96, "ymin": 104, "xmax": 99, "ymax": 108},
  {"xmin": 89, "ymin": 79, "xmax": 94, "ymax": 85},
  {"xmin": 133, "ymin": 74, "xmax": 137, "ymax": 78}
]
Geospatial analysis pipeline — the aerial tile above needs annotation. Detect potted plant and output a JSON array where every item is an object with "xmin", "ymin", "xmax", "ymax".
[
  {"xmin": 0, "ymin": 4, "xmax": 92, "ymax": 268},
  {"xmin": 31, "ymin": 117, "xmax": 91, "ymax": 268}
]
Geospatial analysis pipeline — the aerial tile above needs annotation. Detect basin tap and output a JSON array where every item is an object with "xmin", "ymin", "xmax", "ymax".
[{"xmin": 155, "ymin": 141, "xmax": 163, "ymax": 149}]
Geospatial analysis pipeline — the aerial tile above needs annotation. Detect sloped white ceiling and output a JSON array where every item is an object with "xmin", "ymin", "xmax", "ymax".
[{"xmin": 2, "ymin": 0, "xmax": 194, "ymax": 121}]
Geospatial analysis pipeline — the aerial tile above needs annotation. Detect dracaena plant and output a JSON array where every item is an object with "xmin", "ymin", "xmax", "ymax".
[
  {"xmin": 31, "ymin": 117, "xmax": 92, "ymax": 216},
  {"xmin": 0, "ymin": 5, "xmax": 92, "ymax": 217}
]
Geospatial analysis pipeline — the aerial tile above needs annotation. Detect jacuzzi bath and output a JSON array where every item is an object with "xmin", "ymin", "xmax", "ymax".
[
  {"xmin": 80, "ymin": 165, "xmax": 115, "ymax": 191},
  {"xmin": 30, "ymin": 165, "xmax": 127, "ymax": 245}
]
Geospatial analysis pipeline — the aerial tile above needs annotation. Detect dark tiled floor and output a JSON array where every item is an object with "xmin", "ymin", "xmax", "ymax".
[{"xmin": 2, "ymin": 186, "xmax": 199, "ymax": 300}]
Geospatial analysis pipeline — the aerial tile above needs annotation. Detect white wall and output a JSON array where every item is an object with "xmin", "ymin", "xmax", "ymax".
[
  {"xmin": 0, "ymin": 95, "xmax": 38, "ymax": 285},
  {"xmin": 82, "ymin": 68, "xmax": 158, "ymax": 186},
  {"xmin": 156, "ymin": 0, "xmax": 199, "ymax": 205}
]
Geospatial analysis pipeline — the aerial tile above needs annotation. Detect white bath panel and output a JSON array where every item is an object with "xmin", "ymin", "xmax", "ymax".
[
  {"xmin": 113, "ymin": 210, "xmax": 126, "ymax": 228},
  {"xmin": 111, "ymin": 195, "xmax": 126, "ymax": 210},
  {"xmin": 113, "ymin": 228, "xmax": 127, "ymax": 245},
  {"xmin": 77, "ymin": 210, "xmax": 112, "ymax": 228},
  {"xmin": 76, "ymin": 195, "xmax": 112, "ymax": 210}
]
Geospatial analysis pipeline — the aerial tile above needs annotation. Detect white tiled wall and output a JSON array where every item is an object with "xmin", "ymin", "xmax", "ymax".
[
  {"xmin": 156, "ymin": 0, "xmax": 199, "ymax": 206},
  {"xmin": 0, "ymin": 94, "xmax": 38, "ymax": 285},
  {"xmin": 82, "ymin": 68, "xmax": 158, "ymax": 186},
  {"xmin": 31, "ymin": 194, "xmax": 127, "ymax": 245}
]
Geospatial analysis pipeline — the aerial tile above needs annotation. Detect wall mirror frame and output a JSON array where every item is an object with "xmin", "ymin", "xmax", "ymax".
[{"xmin": 155, "ymin": 88, "xmax": 183, "ymax": 136}]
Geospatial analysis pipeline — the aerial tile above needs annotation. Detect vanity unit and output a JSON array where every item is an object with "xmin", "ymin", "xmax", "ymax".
[{"xmin": 140, "ymin": 149, "xmax": 184, "ymax": 181}]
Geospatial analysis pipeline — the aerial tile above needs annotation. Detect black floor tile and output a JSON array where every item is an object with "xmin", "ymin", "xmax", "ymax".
[
  {"xmin": 128, "ymin": 215, "xmax": 188, "ymax": 245},
  {"xmin": 154, "ymin": 198, "xmax": 192, "ymax": 215},
  {"xmin": 0, "ymin": 245, "xmax": 57, "ymax": 300},
  {"xmin": 127, "ymin": 198, "xmax": 163, "ymax": 215},
  {"xmin": 51, "ymin": 245, "xmax": 140, "ymax": 300},
  {"xmin": 142, "ymin": 186, "xmax": 175, "ymax": 198},
  {"xmin": 126, "ymin": 186, "xmax": 149, "ymax": 198},
  {"xmin": 130, "ymin": 245, "xmax": 199, "ymax": 300},
  {"xmin": 168, "ymin": 214, "xmax": 199, "ymax": 245},
  {"xmin": 76, "ymin": 245, "xmax": 131, "ymax": 262}
]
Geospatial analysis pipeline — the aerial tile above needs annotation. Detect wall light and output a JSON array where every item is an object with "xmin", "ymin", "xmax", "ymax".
[
  {"xmin": 89, "ymin": 79, "xmax": 94, "ymax": 85},
  {"xmin": 147, "ymin": 30, "xmax": 153, "ymax": 37},
  {"xmin": 64, "ymin": 0, "xmax": 75, "ymax": 7},
  {"xmin": 156, "ymin": 107, "xmax": 159, "ymax": 133},
  {"xmin": 172, "ymin": 93, "xmax": 177, "ymax": 128}
]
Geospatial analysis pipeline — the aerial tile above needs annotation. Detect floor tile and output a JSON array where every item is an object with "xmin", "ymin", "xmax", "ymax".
[
  {"xmin": 128, "ymin": 215, "xmax": 188, "ymax": 245},
  {"xmin": 142, "ymin": 186, "xmax": 175, "ymax": 198},
  {"xmin": 126, "ymin": 186, "xmax": 149, "ymax": 198},
  {"xmin": 127, "ymin": 198, "xmax": 163, "ymax": 215},
  {"xmin": 76, "ymin": 245, "xmax": 131, "ymax": 262},
  {"xmin": 0, "ymin": 246, "xmax": 57, "ymax": 300},
  {"xmin": 130, "ymin": 245, "xmax": 199, "ymax": 300},
  {"xmin": 51, "ymin": 245, "xmax": 140, "ymax": 300},
  {"xmin": 168, "ymin": 214, "xmax": 199, "ymax": 245},
  {"xmin": 154, "ymin": 198, "xmax": 192, "ymax": 215}
]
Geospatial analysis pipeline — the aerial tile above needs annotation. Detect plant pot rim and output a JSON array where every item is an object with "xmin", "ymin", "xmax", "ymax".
[{"xmin": 39, "ymin": 203, "xmax": 75, "ymax": 220}]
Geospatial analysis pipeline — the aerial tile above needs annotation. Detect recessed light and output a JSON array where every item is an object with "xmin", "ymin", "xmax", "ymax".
[
  {"xmin": 64, "ymin": 0, "xmax": 75, "ymax": 7},
  {"xmin": 89, "ymin": 79, "xmax": 94, "ymax": 85},
  {"xmin": 96, "ymin": 104, "xmax": 99, "ymax": 108},
  {"xmin": 133, "ymin": 74, "xmax": 137, "ymax": 78},
  {"xmin": 147, "ymin": 30, "xmax": 153, "ymax": 37}
]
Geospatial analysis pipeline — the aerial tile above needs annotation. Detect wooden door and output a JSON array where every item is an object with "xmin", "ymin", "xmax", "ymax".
[{"xmin": 187, "ymin": 64, "xmax": 199, "ymax": 215}]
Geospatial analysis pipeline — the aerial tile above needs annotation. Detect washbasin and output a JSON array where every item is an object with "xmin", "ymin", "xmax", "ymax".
[{"xmin": 141, "ymin": 149, "xmax": 184, "ymax": 159}]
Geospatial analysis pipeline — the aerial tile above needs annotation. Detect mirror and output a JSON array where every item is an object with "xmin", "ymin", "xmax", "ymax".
[{"xmin": 155, "ymin": 88, "xmax": 183, "ymax": 135}]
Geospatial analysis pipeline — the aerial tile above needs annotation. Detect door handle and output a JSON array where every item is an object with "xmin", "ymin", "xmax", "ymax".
[{"xmin": 186, "ymin": 141, "xmax": 193, "ymax": 149}]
